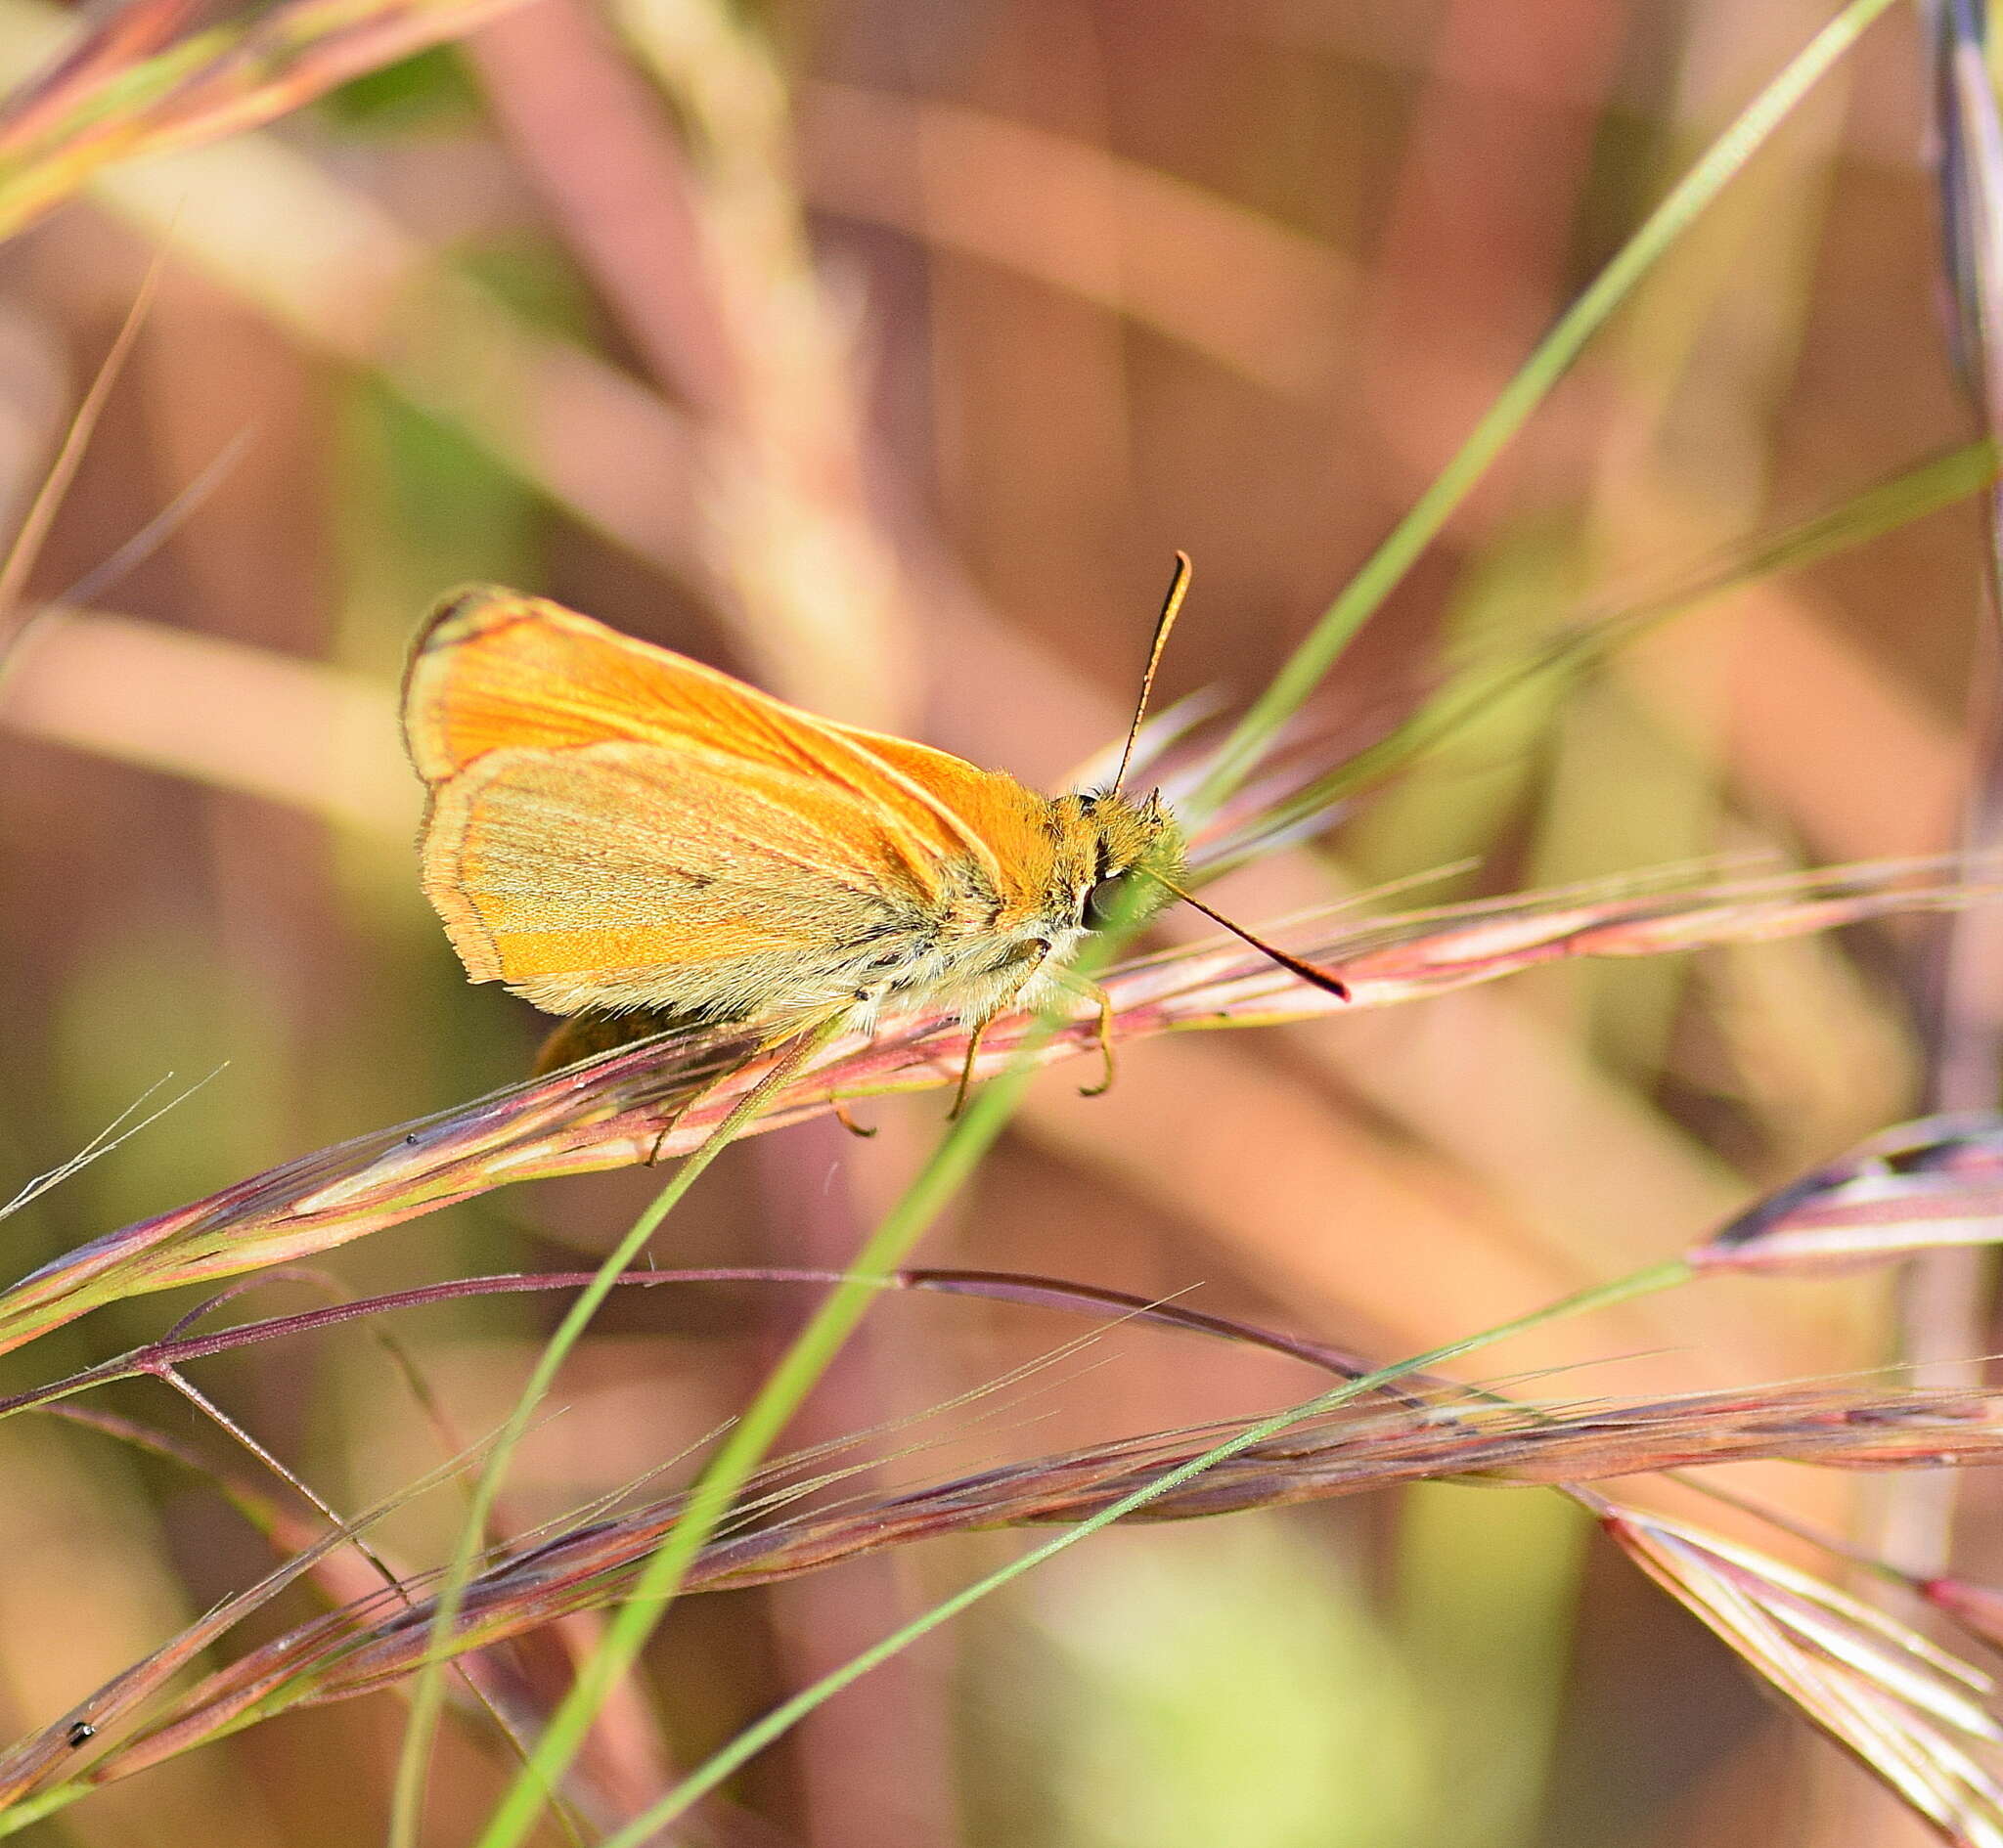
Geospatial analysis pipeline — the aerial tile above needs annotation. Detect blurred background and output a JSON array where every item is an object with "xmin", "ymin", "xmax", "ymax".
[{"xmin": 0, "ymin": 0, "xmax": 1988, "ymax": 1842}]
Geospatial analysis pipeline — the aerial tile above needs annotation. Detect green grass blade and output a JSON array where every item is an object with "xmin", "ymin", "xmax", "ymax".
[
  {"xmin": 1188, "ymin": 0, "xmax": 1906, "ymax": 815},
  {"xmin": 1259, "ymin": 437, "xmax": 1997, "ymax": 836},
  {"xmin": 467, "ymin": 1035, "xmax": 1050, "ymax": 1848},
  {"xmin": 597, "ymin": 1259, "xmax": 1696, "ymax": 1844},
  {"xmin": 387, "ymin": 1022, "xmax": 842, "ymax": 1848}
]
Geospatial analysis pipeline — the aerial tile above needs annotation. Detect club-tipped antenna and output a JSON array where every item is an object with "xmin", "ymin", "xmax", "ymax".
[
  {"xmin": 1153, "ymin": 875, "xmax": 1351, "ymax": 1000},
  {"xmin": 1110, "ymin": 550, "xmax": 1193, "ymax": 796}
]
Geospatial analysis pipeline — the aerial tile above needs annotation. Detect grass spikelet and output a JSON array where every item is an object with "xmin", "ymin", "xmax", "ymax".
[
  {"xmin": 28, "ymin": 1369, "xmax": 2003, "ymax": 1805},
  {"xmin": 0, "ymin": 0, "xmax": 536, "ymax": 240},
  {"xmin": 0, "ymin": 853, "xmax": 1986, "ymax": 1357},
  {"xmin": 0, "ymin": 1434, "xmax": 493, "ymax": 1824},
  {"xmin": 1599, "ymin": 1507, "xmax": 2003, "ymax": 1847},
  {"xmin": 1693, "ymin": 1113, "xmax": 2003, "ymax": 1272}
]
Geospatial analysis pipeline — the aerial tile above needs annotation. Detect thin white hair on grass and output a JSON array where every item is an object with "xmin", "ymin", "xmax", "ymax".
[
  {"xmin": 1339, "ymin": 854, "xmax": 1484, "ymax": 909},
  {"xmin": 395, "ymin": 1322, "xmax": 1172, "ymax": 1634},
  {"xmin": 1064, "ymin": 686, "xmax": 1230, "ymax": 795},
  {"xmin": 1105, "ymin": 849, "xmax": 1909, "ymax": 990},
  {"xmin": 535, "ymin": 1287, "xmax": 1212, "ymax": 1567},
  {"xmin": 1440, "ymin": 1349, "xmax": 1691, "ymax": 1399},
  {"xmin": 0, "ymin": 1423, "xmax": 512, "ymax": 1805},
  {"xmin": 1, "ymin": 1066, "xmax": 225, "ymax": 1221},
  {"xmin": 1101, "ymin": 857, "xmax": 1489, "ymax": 981},
  {"xmin": 707, "ymin": 1300, "xmax": 1202, "ymax": 1541},
  {"xmin": 371, "ymin": 1411, "xmax": 755, "ymax": 1606},
  {"xmin": 726, "ymin": 1352, "xmax": 1139, "ymax": 1543},
  {"xmin": 1498, "ymin": 1349, "xmax": 2003, "ymax": 1407},
  {"xmin": 468, "ymin": 1295, "xmax": 1174, "ymax": 1587}
]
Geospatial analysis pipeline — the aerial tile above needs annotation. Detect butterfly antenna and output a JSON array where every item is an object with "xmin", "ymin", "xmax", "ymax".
[
  {"xmin": 1151, "ymin": 875, "xmax": 1351, "ymax": 1000},
  {"xmin": 1110, "ymin": 550, "xmax": 1193, "ymax": 796}
]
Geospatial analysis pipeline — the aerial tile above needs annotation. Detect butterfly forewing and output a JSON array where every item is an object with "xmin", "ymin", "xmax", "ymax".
[
  {"xmin": 409, "ymin": 591, "xmax": 1008, "ymax": 873},
  {"xmin": 404, "ymin": 589, "xmax": 1071, "ymax": 1023}
]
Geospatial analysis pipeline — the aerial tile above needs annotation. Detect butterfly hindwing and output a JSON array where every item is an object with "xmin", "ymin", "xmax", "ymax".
[{"xmin": 423, "ymin": 740, "xmax": 935, "ymax": 1017}]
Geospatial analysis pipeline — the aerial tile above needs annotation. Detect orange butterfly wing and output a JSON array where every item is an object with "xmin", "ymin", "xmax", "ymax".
[{"xmin": 403, "ymin": 589, "xmax": 1059, "ymax": 1018}]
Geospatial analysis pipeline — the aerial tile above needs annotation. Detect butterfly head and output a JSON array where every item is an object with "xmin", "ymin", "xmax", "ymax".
[{"xmin": 1073, "ymin": 788, "xmax": 1186, "ymax": 931}]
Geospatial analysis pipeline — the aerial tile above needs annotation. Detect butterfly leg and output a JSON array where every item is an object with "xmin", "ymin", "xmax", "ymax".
[
  {"xmin": 1075, "ymin": 984, "xmax": 1118, "ymax": 1097},
  {"xmin": 1047, "ymin": 968, "xmax": 1118, "ymax": 1096},
  {"xmin": 949, "ymin": 1017, "xmax": 993, "ymax": 1120},
  {"xmin": 645, "ymin": 1063, "xmax": 729, "ymax": 1165},
  {"xmin": 951, "ymin": 958, "xmax": 1114, "ymax": 1116}
]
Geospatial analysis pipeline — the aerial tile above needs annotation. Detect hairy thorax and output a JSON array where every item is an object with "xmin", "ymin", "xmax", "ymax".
[{"xmin": 841, "ymin": 786, "xmax": 1186, "ymax": 1034}]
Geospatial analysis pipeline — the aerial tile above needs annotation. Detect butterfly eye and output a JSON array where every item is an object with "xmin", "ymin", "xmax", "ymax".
[{"xmin": 1082, "ymin": 872, "xmax": 1133, "ymax": 930}]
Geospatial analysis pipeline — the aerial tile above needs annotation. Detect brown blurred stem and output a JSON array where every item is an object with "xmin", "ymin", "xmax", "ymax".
[
  {"xmin": 1898, "ymin": 0, "xmax": 2003, "ymax": 1577},
  {"xmin": 0, "ymin": 254, "xmax": 160, "ymax": 660},
  {"xmin": 463, "ymin": 0, "xmax": 740, "ymax": 417}
]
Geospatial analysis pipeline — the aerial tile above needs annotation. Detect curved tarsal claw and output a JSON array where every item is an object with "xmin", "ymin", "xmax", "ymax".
[{"xmin": 830, "ymin": 1095, "xmax": 877, "ymax": 1138}]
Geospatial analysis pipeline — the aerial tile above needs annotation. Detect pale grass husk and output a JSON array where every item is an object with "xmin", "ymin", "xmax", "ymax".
[
  {"xmin": 1601, "ymin": 1507, "xmax": 2003, "ymax": 1847},
  {"xmin": 1693, "ymin": 1112, "xmax": 2003, "ymax": 1272}
]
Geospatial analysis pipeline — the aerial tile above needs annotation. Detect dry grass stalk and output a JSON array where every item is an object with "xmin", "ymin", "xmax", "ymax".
[
  {"xmin": 0, "ymin": 855, "xmax": 1988, "ymax": 1356},
  {"xmin": 16, "ymin": 1374, "xmax": 2003, "ymax": 1807},
  {"xmin": 0, "ymin": 1435, "xmax": 484, "ymax": 1816},
  {"xmin": 0, "ymin": 0, "xmax": 537, "ymax": 240}
]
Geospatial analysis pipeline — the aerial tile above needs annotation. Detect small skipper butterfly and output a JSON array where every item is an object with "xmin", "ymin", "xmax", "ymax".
[{"xmin": 402, "ymin": 557, "xmax": 1347, "ymax": 1113}]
